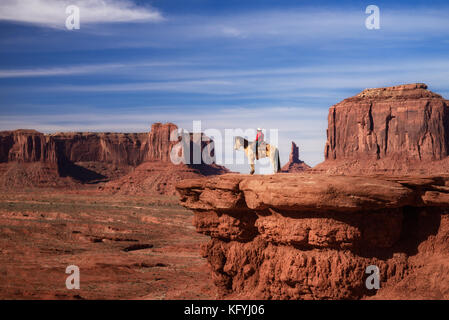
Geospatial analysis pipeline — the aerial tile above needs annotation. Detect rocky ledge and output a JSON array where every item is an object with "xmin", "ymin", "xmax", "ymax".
[{"xmin": 177, "ymin": 174, "xmax": 449, "ymax": 299}]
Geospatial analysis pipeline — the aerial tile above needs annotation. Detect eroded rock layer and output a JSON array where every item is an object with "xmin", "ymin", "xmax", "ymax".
[
  {"xmin": 0, "ymin": 123, "xmax": 187, "ymax": 166},
  {"xmin": 177, "ymin": 174, "xmax": 449, "ymax": 299},
  {"xmin": 0, "ymin": 123, "xmax": 227, "ymax": 189}
]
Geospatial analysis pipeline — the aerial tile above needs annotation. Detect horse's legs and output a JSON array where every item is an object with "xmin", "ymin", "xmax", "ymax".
[
  {"xmin": 269, "ymin": 147, "xmax": 280, "ymax": 174},
  {"xmin": 248, "ymin": 150, "xmax": 255, "ymax": 175},
  {"xmin": 250, "ymin": 155, "xmax": 255, "ymax": 175},
  {"xmin": 270, "ymin": 153, "xmax": 276, "ymax": 173}
]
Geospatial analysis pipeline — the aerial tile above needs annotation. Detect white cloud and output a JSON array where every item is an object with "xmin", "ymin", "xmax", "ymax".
[
  {"xmin": 4, "ymin": 58, "xmax": 449, "ymax": 97},
  {"xmin": 0, "ymin": 63, "xmax": 125, "ymax": 78},
  {"xmin": 221, "ymin": 26, "xmax": 245, "ymax": 38},
  {"xmin": 0, "ymin": 0, "xmax": 163, "ymax": 29},
  {"xmin": 51, "ymin": 79, "xmax": 237, "ymax": 94},
  {"xmin": 0, "ymin": 61, "xmax": 188, "ymax": 78},
  {"xmin": 29, "ymin": 69, "xmax": 449, "ymax": 97},
  {"xmin": 161, "ymin": 8, "xmax": 449, "ymax": 44}
]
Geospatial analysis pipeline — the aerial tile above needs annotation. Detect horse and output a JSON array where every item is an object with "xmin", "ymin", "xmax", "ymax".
[{"xmin": 234, "ymin": 136, "xmax": 281, "ymax": 175}]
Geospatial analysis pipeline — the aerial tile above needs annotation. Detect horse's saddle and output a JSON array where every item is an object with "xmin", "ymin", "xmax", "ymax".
[{"xmin": 256, "ymin": 142, "xmax": 268, "ymax": 159}]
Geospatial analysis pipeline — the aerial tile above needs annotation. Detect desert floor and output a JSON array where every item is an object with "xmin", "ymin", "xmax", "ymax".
[{"xmin": 0, "ymin": 188, "xmax": 216, "ymax": 299}]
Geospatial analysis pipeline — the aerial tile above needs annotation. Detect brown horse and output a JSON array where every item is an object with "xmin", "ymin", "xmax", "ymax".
[{"xmin": 234, "ymin": 136, "xmax": 281, "ymax": 175}]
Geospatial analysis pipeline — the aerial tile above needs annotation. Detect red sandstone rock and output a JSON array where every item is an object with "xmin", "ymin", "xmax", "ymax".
[
  {"xmin": 177, "ymin": 173, "xmax": 449, "ymax": 299},
  {"xmin": 0, "ymin": 123, "xmax": 227, "ymax": 191},
  {"xmin": 0, "ymin": 130, "xmax": 58, "ymax": 163},
  {"xmin": 317, "ymin": 83, "xmax": 449, "ymax": 174},
  {"xmin": 145, "ymin": 122, "xmax": 179, "ymax": 162},
  {"xmin": 281, "ymin": 142, "xmax": 310, "ymax": 172},
  {"xmin": 179, "ymin": 174, "xmax": 415, "ymax": 212},
  {"xmin": 0, "ymin": 122, "xmax": 218, "ymax": 166},
  {"xmin": 50, "ymin": 131, "xmax": 149, "ymax": 165}
]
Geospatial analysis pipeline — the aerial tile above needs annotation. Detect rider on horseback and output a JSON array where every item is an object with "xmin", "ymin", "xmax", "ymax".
[{"xmin": 255, "ymin": 128, "xmax": 264, "ymax": 160}]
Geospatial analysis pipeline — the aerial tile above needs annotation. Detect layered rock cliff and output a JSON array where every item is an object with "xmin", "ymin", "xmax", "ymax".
[
  {"xmin": 317, "ymin": 83, "xmax": 449, "ymax": 174},
  {"xmin": 0, "ymin": 122, "xmax": 227, "ymax": 189},
  {"xmin": 177, "ymin": 174, "xmax": 449, "ymax": 299},
  {"xmin": 0, "ymin": 130, "xmax": 59, "ymax": 163},
  {"xmin": 49, "ymin": 131, "xmax": 148, "ymax": 166}
]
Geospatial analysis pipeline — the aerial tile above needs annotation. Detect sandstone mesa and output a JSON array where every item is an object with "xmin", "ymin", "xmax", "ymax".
[
  {"xmin": 0, "ymin": 122, "xmax": 228, "ymax": 194},
  {"xmin": 316, "ymin": 83, "xmax": 449, "ymax": 174}
]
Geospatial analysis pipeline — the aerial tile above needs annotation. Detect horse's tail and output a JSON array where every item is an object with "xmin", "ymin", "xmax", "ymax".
[{"xmin": 276, "ymin": 148, "xmax": 281, "ymax": 173}]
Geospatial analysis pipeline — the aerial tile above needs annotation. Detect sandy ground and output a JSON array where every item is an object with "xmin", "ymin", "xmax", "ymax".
[{"xmin": 0, "ymin": 187, "xmax": 216, "ymax": 300}]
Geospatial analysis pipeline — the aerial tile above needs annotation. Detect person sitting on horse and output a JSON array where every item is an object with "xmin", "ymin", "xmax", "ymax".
[{"xmin": 254, "ymin": 128, "xmax": 264, "ymax": 160}]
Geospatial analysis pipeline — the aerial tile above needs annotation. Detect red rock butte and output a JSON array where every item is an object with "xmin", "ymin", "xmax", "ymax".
[
  {"xmin": 316, "ymin": 83, "xmax": 449, "ymax": 174},
  {"xmin": 281, "ymin": 141, "xmax": 311, "ymax": 172}
]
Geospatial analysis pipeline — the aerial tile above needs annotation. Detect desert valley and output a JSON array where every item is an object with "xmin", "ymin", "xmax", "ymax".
[{"xmin": 1, "ymin": 83, "xmax": 449, "ymax": 299}]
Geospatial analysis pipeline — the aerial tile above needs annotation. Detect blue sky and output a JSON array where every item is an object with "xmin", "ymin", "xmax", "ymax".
[{"xmin": 1, "ymin": 0, "xmax": 449, "ymax": 173}]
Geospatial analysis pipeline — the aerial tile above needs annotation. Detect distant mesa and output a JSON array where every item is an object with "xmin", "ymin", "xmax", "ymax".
[
  {"xmin": 0, "ymin": 122, "xmax": 228, "ymax": 193},
  {"xmin": 281, "ymin": 141, "xmax": 311, "ymax": 173}
]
